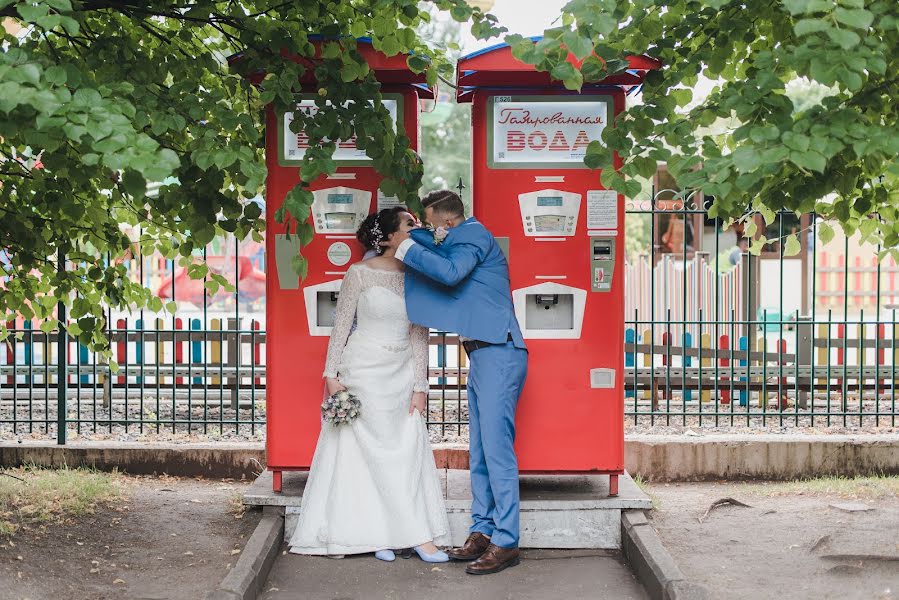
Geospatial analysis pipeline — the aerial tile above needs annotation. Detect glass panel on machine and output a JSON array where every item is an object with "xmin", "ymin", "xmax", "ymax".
[
  {"xmin": 327, "ymin": 193, "xmax": 354, "ymax": 204},
  {"xmin": 537, "ymin": 196, "xmax": 564, "ymax": 207},
  {"xmin": 534, "ymin": 215, "xmax": 566, "ymax": 232},
  {"xmin": 325, "ymin": 212, "xmax": 356, "ymax": 229}
]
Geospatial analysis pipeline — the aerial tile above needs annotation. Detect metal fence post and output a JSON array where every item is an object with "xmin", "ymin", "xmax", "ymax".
[
  {"xmin": 228, "ymin": 317, "xmax": 239, "ymax": 410},
  {"xmin": 796, "ymin": 315, "xmax": 812, "ymax": 409},
  {"xmin": 57, "ymin": 248, "xmax": 67, "ymax": 445}
]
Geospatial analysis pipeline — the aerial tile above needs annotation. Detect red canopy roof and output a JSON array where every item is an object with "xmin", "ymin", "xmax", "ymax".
[{"xmin": 455, "ymin": 40, "xmax": 661, "ymax": 102}]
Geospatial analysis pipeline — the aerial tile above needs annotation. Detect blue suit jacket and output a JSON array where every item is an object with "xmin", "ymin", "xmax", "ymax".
[{"xmin": 402, "ymin": 218, "xmax": 526, "ymax": 349}]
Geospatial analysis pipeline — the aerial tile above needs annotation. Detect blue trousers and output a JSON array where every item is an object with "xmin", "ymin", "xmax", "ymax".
[{"xmin": 467, "ymin": 341, "xmax": 528, "ymax": 548}]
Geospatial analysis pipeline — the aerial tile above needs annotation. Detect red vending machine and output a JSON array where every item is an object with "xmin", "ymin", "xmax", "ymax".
[
  {"xmin": 261, "ymin": 41, "xmax": 429, "ymax": 491},
  {"xmin": 456, "ymin": 43, "xmax": 659, "ymax": 494}
]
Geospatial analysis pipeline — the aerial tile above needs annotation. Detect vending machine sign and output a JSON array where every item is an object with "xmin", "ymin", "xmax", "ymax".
[
  {"xmin": 488, "ymin": 96, "xmax": 611, "ymax": 168},
  {"xmin": 278, "ymin": 96, "xmax": 401, "ymax": 166}
]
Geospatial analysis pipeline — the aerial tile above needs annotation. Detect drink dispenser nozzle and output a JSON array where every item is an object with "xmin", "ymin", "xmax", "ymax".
[{"xmin": 536, "ymin": 294, "xmax": 559, "ymax": 308}]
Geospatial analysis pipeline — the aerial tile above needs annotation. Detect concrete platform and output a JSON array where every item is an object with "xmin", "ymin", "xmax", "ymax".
[
  {"xmin": 244, "ymin": 470, "xmax": 651, "ymax": 549},
  {"xmin": 259, "ymin": 548, "xmax": 647, "ymax": 600}
]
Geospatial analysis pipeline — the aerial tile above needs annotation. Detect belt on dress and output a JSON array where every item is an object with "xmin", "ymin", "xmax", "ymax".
[{"xmin": 462, "ymin": 334, "xmax": 514, "ymax": 356}]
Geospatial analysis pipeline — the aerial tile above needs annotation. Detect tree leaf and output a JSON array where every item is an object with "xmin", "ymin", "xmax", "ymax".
[
  {"xmin": 817, "ymin": 221, "xmax": 835, "ymax": 245},
  {"xmin": 790, "ymin": 150, "xmax": 827, "ymax": 173},
  {"xmin": 297, "ymin": 223, "xmax": 314, "ymax": 247},
  {"xmin": 784, "ymin": 234, "xmax": 802, "ymax": 257},
  {"xmin": 826, "ymin": 27, "xmax": 861, "ymax": 49},
  {"xmin": 731, "ymin": 147, "xmax": 761, "ymax": 173},
  {"xmin": 291, "ymin": 254, "xmax": 309, "ymax": 280},
  {"xmin": 794, "ymin": 19, "xmax": 829, "ymax": 36},
  {"xmin": 561, "ymin": 31, "xmax": 594, "ymax": 60},
  {"xmin": 833, "ymin": 8, "xmax": 874, "ymax": 30}
]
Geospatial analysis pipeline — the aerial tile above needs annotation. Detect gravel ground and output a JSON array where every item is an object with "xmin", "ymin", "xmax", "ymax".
[
  {"xmin": 3, "ymin": 392, "xmax": 898, "ymax": 445},
  {"xmin": 0, "ymin": 394, "xmax": 470, "ymax": 444}
]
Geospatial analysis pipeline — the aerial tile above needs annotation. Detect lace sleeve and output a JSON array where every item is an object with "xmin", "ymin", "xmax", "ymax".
[
  {"xmin": 410, "ymin": 324, "xmax": 431, "ymax": 393},
  {"xmin": 322, "ymin": 266, "xmax": 364, "ymax": 379}
]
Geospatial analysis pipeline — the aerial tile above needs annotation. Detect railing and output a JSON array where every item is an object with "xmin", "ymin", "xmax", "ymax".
[
  {"xmin": 0, "ymin": 319, "xmax": 474, "ymax": 443},
  {"xmin": 624, "ymin": 316, "xmax": 899, "ymax": 428},
  {"xmin": 622, "ymin": 192, "xmax": 897, "ymax": 428},
  {"xmin": 0, "ymin": 320, "xmax": 267, "ymax": 442}
]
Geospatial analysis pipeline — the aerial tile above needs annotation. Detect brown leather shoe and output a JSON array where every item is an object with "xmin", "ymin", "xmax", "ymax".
[
  {"xmin": 465, "ymin": 543, "xmax": 520, "ymax": 575},
  {"xmin": 447, "ymin": 532, "xmax": 491, "ymax": 561}
]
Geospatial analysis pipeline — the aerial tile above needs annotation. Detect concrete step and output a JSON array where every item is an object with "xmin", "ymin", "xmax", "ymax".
[{"xmin": 244, "ymin": 470, "xmax": 650, "ymax": 549}]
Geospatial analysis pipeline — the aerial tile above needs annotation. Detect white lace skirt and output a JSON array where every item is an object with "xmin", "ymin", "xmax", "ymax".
[{"xmin": 287, "ymin": 334, "xmax": 450, "ymax": 555}]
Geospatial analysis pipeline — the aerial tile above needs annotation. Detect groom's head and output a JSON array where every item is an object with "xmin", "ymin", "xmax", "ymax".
[{"xmin": 421, "ymin": 190, "xmax": 465, "ymax": 229}]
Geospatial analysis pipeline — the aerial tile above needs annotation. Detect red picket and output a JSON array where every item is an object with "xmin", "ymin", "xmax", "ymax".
[{"xmin": 719, "ymin": 334, "xmax": 731, "ymax": 405}]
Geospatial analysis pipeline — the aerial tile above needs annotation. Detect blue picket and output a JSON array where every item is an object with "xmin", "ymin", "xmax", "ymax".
[
  {"xmin": 135, "ymin": 319, "xmax": 144, "ymax": 384},
  {"xmin": 191, "ymin": 318, "xmax": 202, "ymax": 384},
  {"xmin": 682, "ymin": 332, "xmax": 693, "ymax": 402},
  {"xmin": 625, "ymin": 328, "xmax": 635, "ymax": 398},
  {"xmin": 739, "ymin": 336, "xmax": 748, "ymax": 406}
]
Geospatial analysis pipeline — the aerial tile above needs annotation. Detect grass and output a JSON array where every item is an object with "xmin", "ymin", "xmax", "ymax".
[
  {"xmin": 632, "ymin": 474, "xmax": 662, "ymax": 510},
  {"xmin": 740, "ymin": 474, "xmax": 899, "ymax": 499},
  {"xmin": 0, "ymin": 465, "xmax": 124, "ymax": 537}
]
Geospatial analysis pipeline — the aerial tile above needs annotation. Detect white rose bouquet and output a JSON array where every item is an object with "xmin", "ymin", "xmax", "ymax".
[{"xmin": 321, "ymin": 390, "xmax": 361, "ymax": 426}]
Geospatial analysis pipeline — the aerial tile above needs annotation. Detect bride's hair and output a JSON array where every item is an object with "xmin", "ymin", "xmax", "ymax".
[{"xmin": 357, "ymin": 207, "xmax": 409, "ymax": 255}]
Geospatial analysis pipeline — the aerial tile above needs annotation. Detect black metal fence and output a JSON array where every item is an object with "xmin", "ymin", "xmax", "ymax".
[
  {"xmin": 2, "ymin": 190, "xmax": 898, "ymax": 444},
  {"xmin": 623, "ymin": 187, "xmax": 898, "ymax": 429}
]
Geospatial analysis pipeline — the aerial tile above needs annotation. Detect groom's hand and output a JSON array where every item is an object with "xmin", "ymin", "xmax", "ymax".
[{"xmin": 380, "ymin": 227, "xmax": 410, "ymax": 250}]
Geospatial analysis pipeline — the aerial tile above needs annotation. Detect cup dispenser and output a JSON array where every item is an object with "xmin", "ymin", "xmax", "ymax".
[
  {"xmin": 513, "ymin": 282, "xmax": 587, "ymax": 339},
  {"xmin": 526, "ymin": 293, "xmax": 574, "ymax": 330}
]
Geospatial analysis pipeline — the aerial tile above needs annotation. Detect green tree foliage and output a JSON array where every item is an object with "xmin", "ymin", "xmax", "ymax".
[
  {"xmin": 0, "ymin": 0, "xmax": 502, "ymax": 351},
  {"xmin": 417, "ymin": 14, "xmax": 471, "ymax": 205},
  {"xmin": 2, "ymin": 0, "xmax": 896, "ymax": 355},
  {"xmin": 508, "ymin": 0, "xmax": 897, "ymax": 257}
]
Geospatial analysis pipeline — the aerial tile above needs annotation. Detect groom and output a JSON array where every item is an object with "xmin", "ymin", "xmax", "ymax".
[{"xmin": 381, "ymin": 190, "xmax": 527, "ymax": 575}]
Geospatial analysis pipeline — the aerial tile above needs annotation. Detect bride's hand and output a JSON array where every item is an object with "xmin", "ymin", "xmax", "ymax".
[
  {"xmin": 409, "ymin": 392, "xmax": 427, "ymax": 416},
  {"xmin": 326, "ymin": 377, "xmax": 347, "ymax": 396}
]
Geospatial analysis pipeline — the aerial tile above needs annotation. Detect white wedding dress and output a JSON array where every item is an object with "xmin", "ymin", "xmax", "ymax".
[{"xmin": 288, "ymin": 262, "xmax": 450, "ymax": 555}]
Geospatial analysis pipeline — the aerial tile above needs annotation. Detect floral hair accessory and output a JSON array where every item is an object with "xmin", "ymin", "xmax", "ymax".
[{"xmin": 370, "ymin": 219, "xmax": 383, "ymax": 251}]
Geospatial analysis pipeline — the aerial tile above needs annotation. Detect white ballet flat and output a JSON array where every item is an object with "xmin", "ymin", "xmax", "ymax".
[
  {"xmin": 375, "ymin": 549, "xmax": 396, "ymax": 562},
  {"xmin": 414, "ymin": 546, "xmax": 449, "ymax": 563}
]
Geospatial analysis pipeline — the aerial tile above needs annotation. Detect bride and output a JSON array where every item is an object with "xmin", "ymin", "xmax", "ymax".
[{"xmin": 287, "ymin": 207, "xmax": 450, "ymax": 563}]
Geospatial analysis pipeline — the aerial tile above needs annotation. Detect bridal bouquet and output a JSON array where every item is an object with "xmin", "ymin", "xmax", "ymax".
[{"xmin": 321, "ymin": 390, "xmax": 361, "ymax": 426}]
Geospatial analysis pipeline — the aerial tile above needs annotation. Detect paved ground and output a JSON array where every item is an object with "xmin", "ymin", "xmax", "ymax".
[
  {"xmin": 647, "ymin": 480, "xmax": 899, "ymax": 600},
  {"xmin": 260, "ymin": 547, "xmax": 647, "ymax": 600}
]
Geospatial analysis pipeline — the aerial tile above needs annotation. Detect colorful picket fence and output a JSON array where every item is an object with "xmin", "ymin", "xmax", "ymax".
[
  {"xmin": 624, "ymin": 316, "xmax": 899, "ymax": 426},
  {"xmin": 625, "ymin": 253, "xmax": 745, "ymax": 345}
]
